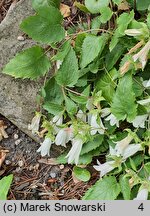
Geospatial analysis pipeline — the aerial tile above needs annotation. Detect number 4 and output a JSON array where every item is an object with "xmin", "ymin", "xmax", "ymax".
[{"xmin": 138, "ymin": 203, "xmax": 144, "ymax": 211}]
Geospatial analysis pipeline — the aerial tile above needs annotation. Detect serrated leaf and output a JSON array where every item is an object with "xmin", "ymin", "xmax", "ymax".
[
  {"xmin": 3, "ymin": 46, "xmax": 50, "ymax": 79},
  {"xmin": 0, "ymin": 174, "xmax": 13, "ymax": 200},
  {"xmin": 105, "ymin": 43, "xmax": 126, "ymax": 71},
  {"xmin": 111, "ymin": 73, "xmax": 137, "ymax": 122},
  {"xmin": 55, "ymin": 47, "xmax": 79, "ymax": 86},
  {"xmin": 32, "ymin": 0, "xmax": 60, "ymax": 9},
  {"xmin": 100, "ymin": 6, "xmax": 113, "ymax": 23},
  {"xmin": 80, "ymin": 35, "xmax": 107, "ymax": 69},
  {"xmin": 85, "ymin": 0, "xmax": 109, "ymax": 14},
  {"xmin": 73, "ymin": 167, "xmax": 91, "ymax": 182},
  {"xmin": 136, "ymin": 0, "xmax": 150, "ymax": 11},
  {"xmin": 133, "ymin": 77, "xmax": 143, "ymax": 97},
  {"xmin": 112, "ymin": 0, "xmax": 122, "ymax": 5},
  {"xmin": 53, "ymin": 41, "xmax": 71, "ymax": 61},
  {"xmin": 96, "ymin": 71, "xmax": 116, "ymax": 102},
  {"xmin": 65, "ymin": 96, "xmax": 77, "ymax": 115},
  {"xmin": 83, "ymin": 176, "xmax": 121, "ymax": 200},
  {"xmin": 119, "ymin": 175, "xmax": 131, "ymax": 200},
  {"xmin": 81, "ymin": 135, "xmax": 104, "ymax": 155},
  {"xmin": 74, "ymin": 2, "xmax": 90, "ymax": 13},
  {"xmin": 75, "ymin": 33, "xmax": 87, "ymax": 54},
  {"xmin": 109, "ymin": 11, "xmax": 134, "ymax": 51},
  {"xmin": 20, "ymin": 5, "xmax": 65, "ymax": 44},
  {"xmin": 44, "ymin": 78, "xmax": 64, "ymax": 104},
  {"xmin": 43, "ymin": 102, "xmax": 64, "ymax": 115}
]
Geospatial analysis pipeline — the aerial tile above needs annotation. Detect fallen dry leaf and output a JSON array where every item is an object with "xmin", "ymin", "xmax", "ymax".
[
  {"xmin": 60, "ymin": 3, "xmax": 71, "ymax": 18},
  {"xmin": 118, "ymin": 0, "xmax": 130, "ymax": 11},
  {"xmin": 0, "ymin": 120, "xmax": 8, "ymax": 141},
  {"xmin": 38, "ymin": 158, "xmax": 59, "ymax": 165},
  {"xmin": 0, "ymin": 148, "xmax": 9, "ymax": 168}
]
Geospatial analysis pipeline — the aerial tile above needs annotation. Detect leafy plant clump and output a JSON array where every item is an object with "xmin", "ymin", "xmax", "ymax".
[{"xmin": 3, "ymin": 0, "xmax": 150, "ymax": 200}]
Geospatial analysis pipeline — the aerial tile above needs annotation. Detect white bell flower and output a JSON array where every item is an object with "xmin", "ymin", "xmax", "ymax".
[
  {"xmin": 142, "ymin": 79, "xmax": 150, "ymax": 88},
  {"xmin": 122, "ymin": 144, "xmax": 142, "ymax": 160},
  {"xmin": 56, "ymin": 60, "xmax": 63, "ymax": 70},
  {"xmin": 66, "ymin": 138, "xmax": 83, "ymax": 165},
  {"xmin": 55, "ymin": 127, "xmax": 73, "ymax": 147},
  {"xmin": 37, "ymin": 137, "xmax": 53, "ymax": 156},
  {"xmin": 132, "ymin": 114, "xmax": 148, "ymax": 128},
  {"xmin": 100, "ymin": 108, "xmax": 111, "ymax": 118},
  {"xmin": 114, "ymin": 135, "xmax": 133, "ymax": 156},
  {"xmin": 133, "ymin": 40, "xmax": 150, "ymax": 69},
  {"xmin": 90, "ymin": 113, "xmax": 106, "ymax": 135},
  {"xmin": 28, "ymin": 112, "xmax": 41, "ymax": 134},
  {"xmin": 133, "ymin": 188, "xmax": 148, "ymax": 200},
  {"xmin": 52, "ymin": 114, "xmax": 63, "ymax": 126},
  {"xmin": 105, "ymin": 113, "xmax": 119, "ymax": 127},
  {"xmin": 137, "ymin": 98, "xmax": 150, "ymax": 105},
  {"xmin": 77, "ymin": 110, "xmax": 86, "ymax": 122},
  {"xmin": 93, "ymin": 160, "xmax": 116, "ymax": 178},
  {"xmin": 125, "ymin": 29, "xmax": 142, "ymax": 37}
]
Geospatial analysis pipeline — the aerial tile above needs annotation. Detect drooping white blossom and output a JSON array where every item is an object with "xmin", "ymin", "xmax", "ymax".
[
  {"xmin": 125, "ymin": 29, "xmax": 142, "ymax": 37},
  {"xmin": 105, "ymin": 113, "xmax": 119, "ymax": 127},
  {"xmin": 28, "ymin": 112, "xmax": 41, "ymax": 134},
  {"xmin": 137, "ymin": 98, "xmax": 150, "ymax": 105},
  {"xmin": 55, "ymin": 127, "xmax": 73, "ymax": 147},
  {"xmin": 132, "ymin": 114, "xmax": 148, "ymax": 128},
  {"xmin": 56, "ymin": 60, "xmax": 63, "ymax": 70},
  {"xmin": 114, "ymin": 135, "xmax": 133, "ymax": 156},
  {"xmin": 65, "ymin": 138, "xmax": 83, "ymax": 165},
  {"xmin": 133, "ymin": 40, "xmax": 150, "ymax": 69},
  {"xmin": 122, "ymin": 144, "xmax": 142, "ymax": 160},
  {"xmin": 77, "ymin": 110, "xmax": 86, "ymax": 122},
  {"xmin": 89, "ymin": 113, "xmax": 106, "ymax": 135},
  {"xmin": 52, "ymin": 114, "xmax": 63, "ymax": 126},
  {"xmin": 100, "ymin": 108, "xmax": 111, "ymax": 118},
  {"xmin": 37, "ymin": 137, "xmax": 53, "ymax": 156},
  {"xmin": 142, "ymin": 79, "xmax": 150, "ymax": 88},
  {"xmin": 93, "ymin": 160, "xmax": 116, "ymax": 178},
  {"xmin": 133, "ymin": 188, "xmax": 149, "ymax": 200}
]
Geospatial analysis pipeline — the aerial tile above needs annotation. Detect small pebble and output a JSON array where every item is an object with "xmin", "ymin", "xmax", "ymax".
[
  {"xmin": 18, "ymin": 160, "xmax": 24, "ymax": 167},
  {"xmin": 14, "ymin": 133, "xmax": 19, "ymax": 139},
  {"xmin": 17, "ymin": 35, "xmax": 25, "ymax": 41},
  {"xmin": 50, "ymin": 172, "xmax": 56, "ymax": 178},
  {"xmin": 15, "ymin": 139, "xmax": 22, "ymax": 145},
  {"xmin": 5, "ymin": 160, "xmax": 11, "ymax": 165},
  {"xmin": 59, "ymin": 164, "xmax": 64, "ymax": 170}
]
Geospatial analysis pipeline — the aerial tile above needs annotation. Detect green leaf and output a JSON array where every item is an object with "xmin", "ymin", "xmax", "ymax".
[
  {"xmin": 105, "ymin": 43, "xmax": 126, "ymax": 71},
  {"xmin": 136, "ymin": 0, "xmax": 150, "ymax": 11},
  {"xmin": 119, "ymin": 175, "xmax": 131, "ymax": 200},
  {"xmin": 44, "ymin": 78, "xmax": 64, "ymax": 104},
  {"xmin": 65, "ymin": 96, "xmax": 77, "ymax": 115},
  {"xmin": 147, "ymin": 13, "xmax": 150, "ymax": 29},
  {"xmin": 20, "ymin": 5, "xmax": 65, "ymax": 44},
  {"xmin": 100, "ymin": 6, "xmax": 113, "ymax": 23},
  {"xmin": 0, "ymin": 174, "xmax": 13, "ymax": 200},
  {"xmin": 43, "ymin": 102, "xmax": 64, "ymax": 115},
  {"xmin": 80, "ymin": 35, "xmax": 107, "ymax": 69},
  {"xmin": 111, "ymin": 73, "xmax": 137, "ymax": 122},
  {"xmin": 96, "ymin": 70, "xmax": 116, "ymax": 102},
  {"xmin": 75, "ymin": 33, "xmax": 87, "ymax": 54},
  {"xmin": 74, "ymin": 2, "xmax": 90, "ymax": 13},
  {"xmin": 69, "ymin": 92, "xmax": 88, "ymax": 104},
  {"xmin": 73, "ymin": 167, "xmax": 91, "ymax": 182},
  {"xmin": 85, "ymin": 0, "xmax": 109, "ymax": 14},
  {"xmin": 109, "ymin": 11, "xmax": 134, "ymax": 51},
  {"xmin": 53, "ymin": 41, "xmax": 71, "ymax": 61},
  {"xmin": 133, "ymin": 77, "xmax": 144, "ymax": 97},
  {"xmin": 83, "ymin": 176, "xmax": 121, "ymax": 200},
  {"xmin": 3, "ymin": 46, "xmax": 50, "ymax": 79},
  {"xmin": 91, "ymin": 16, "xmax": 101, "ymax": 35},
  {"xmin": 112, "ymin": 0, "xmax": 122, "ymax": 5},
  {"xmin": 55, "ymin": 47, "xmax": 79, "ymax": 86},
  {"xmin": 32, "ymin": 0, "xmax": 60, "ymax": 9},
  {"xmin": 81, "ymin": 135, "xmax": 104, "ymax": 155}
]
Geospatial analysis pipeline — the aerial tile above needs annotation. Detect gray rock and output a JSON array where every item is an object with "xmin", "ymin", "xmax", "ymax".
[{"xmin": 0, "ymin": 0, "xmax": 41, "ymax": 142}]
